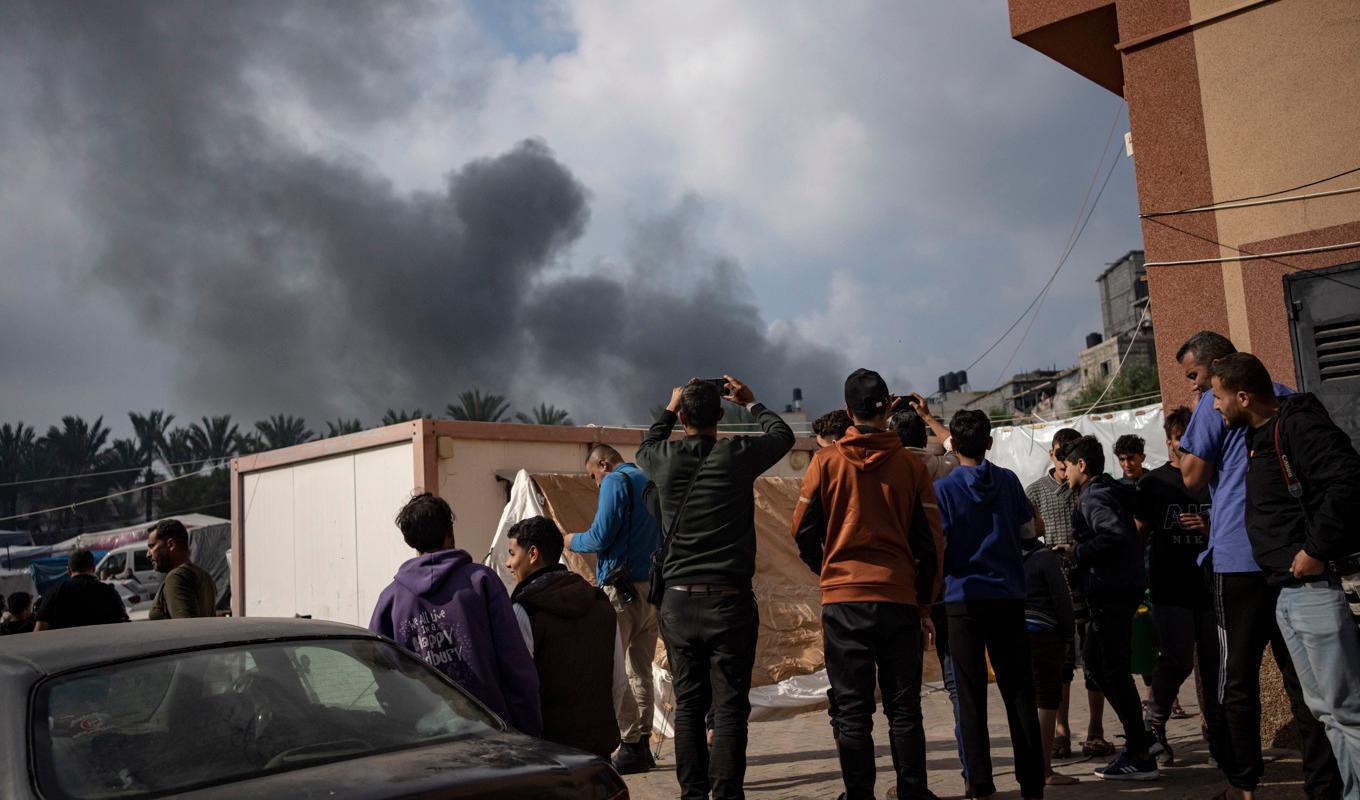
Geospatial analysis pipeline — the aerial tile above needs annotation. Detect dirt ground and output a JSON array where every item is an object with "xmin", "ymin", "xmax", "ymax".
[{"xmin": 623, "ymin": 679, "xmax": 1310, "ymax": 799}]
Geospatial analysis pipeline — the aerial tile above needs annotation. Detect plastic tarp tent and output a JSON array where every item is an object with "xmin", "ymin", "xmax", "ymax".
[
  {"xmin": 487, "ymin": 470, "xmax": 830, "ymax": 737},
  {"xmin": 188, "ymin": 523, "xmax": 231, "ymax": 606}
]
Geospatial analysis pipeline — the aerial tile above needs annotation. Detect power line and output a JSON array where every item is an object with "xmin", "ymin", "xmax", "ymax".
[
  {"xmin": 991, "ymin": 146, "xmax": 1125, "ymax": 388},
  {"xmin": 1140, "ymin": 184, "xmax": 1360, "ymax": 218},
  {"xmin": 1143, "ymin": 240, "xmax": 1360, "ymax": 267},
  {"xmin": 964, "ymin": 103, "xmax": 1127, "ymax": 376},
  {"xmin": 1076, "ymin": 303, "xmax": 1154, "ymax": 418},
  {"xmin": 1140, "ymin": 215, "xmax": 1360, "ymax": 292},
  {"xmin": 1141, "ymin": 164, "xmax": 1360, "ymax": 217},
  {"xmin": 0, "ymin": 472, "xmax": 199, "ymax": 523},
  {"xmin": 0, "ymin": 455, "xmax": 230, "ymax": 488}
]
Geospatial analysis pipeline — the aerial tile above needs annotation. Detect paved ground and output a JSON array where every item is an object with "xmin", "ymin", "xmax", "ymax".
[{"xmin": 624, "ymin": 681, "xmax": 1309, "ymax": 799}]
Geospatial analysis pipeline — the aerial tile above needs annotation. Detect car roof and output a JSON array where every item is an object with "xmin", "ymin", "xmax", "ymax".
[{"xmin": 0, "ymin": 618, "xmax": 378, "ymax": 677}]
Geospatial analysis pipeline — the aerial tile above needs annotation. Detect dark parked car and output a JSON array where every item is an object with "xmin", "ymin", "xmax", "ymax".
[{"xmin": 0, "ymin": 618, "xmax": 628, "ymax": 799}]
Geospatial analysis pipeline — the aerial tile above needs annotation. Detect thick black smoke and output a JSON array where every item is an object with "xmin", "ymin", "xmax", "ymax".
[{"xmin": 2, "ymin": 1, "xmax": 846, "ymax": 423}]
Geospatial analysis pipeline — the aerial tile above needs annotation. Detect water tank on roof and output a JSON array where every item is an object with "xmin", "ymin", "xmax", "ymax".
[
  {"xmin": 954, "ymin": 370, "xmax": 968, "ymax": 390},
  {"xmin": 1086, "ymin": 332, "xmax": 1103, "ymax": 349},
  {"xmin": 945, "ymin": 373, "xmax": 960, "ymax": 393},
  {"xmin": 938, "ymin": 374, "xmax": 949, "ymax": 394},
  {"xmin": 791, "ymin": 388, "xmax": 803, "ymax": 411}
]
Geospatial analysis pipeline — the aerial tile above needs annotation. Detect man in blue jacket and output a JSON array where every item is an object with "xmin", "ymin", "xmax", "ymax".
[
  {"xmin": 1063, "ymin": 436, "xmax": 1153, "ymax": 781},
  {"xmin": 566, "ymin": 443, "xmax": 661, "ymax": 774}
]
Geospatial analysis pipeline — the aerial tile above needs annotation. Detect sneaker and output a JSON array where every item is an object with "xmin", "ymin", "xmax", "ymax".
[
  {"xmin": 1148, "ymin": 723, "xmax": 1174, "ymax": 767},
  {"xmin": 1094, "ymin": 750, "xmax": 1159, "ymax": 781}
]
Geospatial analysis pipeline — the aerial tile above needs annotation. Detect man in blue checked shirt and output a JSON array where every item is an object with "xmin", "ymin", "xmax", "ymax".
[{"xmin": 566, "ymin": 444, "xmax": 662, "ymax": 775}]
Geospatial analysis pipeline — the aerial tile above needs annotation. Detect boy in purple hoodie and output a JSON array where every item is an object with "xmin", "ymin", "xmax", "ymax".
[{"xmin": 369, "ymin": 492, "xmax": 542, "ymax": 737}]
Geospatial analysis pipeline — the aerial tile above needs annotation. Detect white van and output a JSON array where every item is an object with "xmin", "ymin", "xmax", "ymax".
[{"xmin": 96, "ymin": 544, "xmax": 161, "ymax": 616}]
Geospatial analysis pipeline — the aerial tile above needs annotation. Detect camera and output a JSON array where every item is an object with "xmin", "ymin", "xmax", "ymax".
[{"xmin": 603, "ymin": 566, "xmax": 637, "ymax": 604}]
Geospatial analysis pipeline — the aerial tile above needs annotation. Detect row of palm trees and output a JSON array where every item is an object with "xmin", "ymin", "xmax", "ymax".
[{"xmin": 0, "ymin": 392, "xmax": 573, "ymax": 542}]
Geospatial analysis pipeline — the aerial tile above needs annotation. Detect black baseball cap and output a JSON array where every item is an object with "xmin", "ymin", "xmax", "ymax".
[{"xmin": 844, "ymin": 368, "xmax": 890, "ymax": 416}]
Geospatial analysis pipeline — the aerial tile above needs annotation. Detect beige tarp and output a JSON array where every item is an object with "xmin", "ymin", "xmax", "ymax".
[{"xmin": 529, "ymin": 474, "xmax": 824, "ymax": 689}]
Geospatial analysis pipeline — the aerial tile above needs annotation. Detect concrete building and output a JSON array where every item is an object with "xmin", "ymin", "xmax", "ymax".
[
  {"xmin": 1010, "ymin": 0, "xmax": 1360, "ymax": 442},
  {"xmin": 1080, "ymin": 249, "xmax": 1158, "ymax": 388},
  {"xmin": 963, "ymin": 367, "xmax": 1083, "ymax": 420},
  {"xmin": 1097, "ymin": 250, "xmax": 1148, "ymax": 339}
]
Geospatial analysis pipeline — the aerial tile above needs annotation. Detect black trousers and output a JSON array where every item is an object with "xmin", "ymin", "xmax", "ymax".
[
  {"xmin": 1082, "ymin": 590, "xmax": 1153, "ymax": 755},
  {"xmin": 1147, "ymin": 602, "xmax": 1231, "ymax": 765},
  {"xmin": 946, "ymin": 600, "xmax": 1046, "ymax": 799},
  {"xmin": 1216, "ymin": 572, "xmax": 1342, "ymax": 797},
  {"xmin": 823, "ymin": 602, "xmax": 928, "ymax": 800},
  {"xmin": 658, "ymin": 588, "xmax": 760, "ymax": 800}
]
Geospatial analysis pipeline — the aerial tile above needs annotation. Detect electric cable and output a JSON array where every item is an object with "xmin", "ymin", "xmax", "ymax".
[
  {"xmin": 0, "ymin": 455, "xmax": 230, "ymax": 488},
  {"xmin": 1076, "ymin": 303, "xmax": 1154, "ymax": 418},
  {"xmin": 964, "ymin": 102, "xmax": 1126, "ymax": 376},
  {"xmin": 0, "ymin": 472, "xmax": 199, "ymax": 523},
  {"xmin": 1141, "ymin": 164, "xmax": 1360, "ymax": 217},
  {"xmin": 1141, "ymin": 216, "xmax": 1360, "ymax": 292}
]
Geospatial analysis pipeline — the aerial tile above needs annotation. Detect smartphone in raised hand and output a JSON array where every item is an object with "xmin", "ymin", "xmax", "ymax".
[{"xmin": 702, "ymin": 378, "xmax": 730, "ymax": 397}]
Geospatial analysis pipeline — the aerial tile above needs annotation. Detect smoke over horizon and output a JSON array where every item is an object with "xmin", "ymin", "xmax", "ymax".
[{"xmin": 2, "ymin": 1, "xmax": 848, "ymax": 427}]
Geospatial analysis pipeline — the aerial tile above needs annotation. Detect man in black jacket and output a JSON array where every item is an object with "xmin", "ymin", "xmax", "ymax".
[
  {"xmin": 1064, "ymin": 435, "xmax": 1156, "ymax": 781},
  {"xmin": 1212, "ymin": 352, "xmax": 1360, "ymax": 796},
  {"xmin": 637, "ymin": 375, "xmax": 794, "ymax": 800}
]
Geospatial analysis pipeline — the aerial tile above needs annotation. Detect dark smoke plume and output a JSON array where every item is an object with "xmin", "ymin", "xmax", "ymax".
[{"xmin": 2, "ymin": 1, "xmax": 846, "ymax": 423}]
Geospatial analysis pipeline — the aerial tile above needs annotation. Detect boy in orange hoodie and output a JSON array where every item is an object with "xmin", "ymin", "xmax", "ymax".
[{"xmin": 792, "ymin": 368, "xmax": 945, "ymax": 800}]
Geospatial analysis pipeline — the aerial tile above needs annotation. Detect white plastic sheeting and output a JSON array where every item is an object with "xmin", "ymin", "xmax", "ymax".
[
  {"xmin": 988, "ymin": 402, "xmax": 1167, "ymax": 487},
  {"xmin": 484, "ymin": 470, "xmax": 547, "ymax": 586}
]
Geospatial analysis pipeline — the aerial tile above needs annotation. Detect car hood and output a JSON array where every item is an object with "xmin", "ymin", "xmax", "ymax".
[{"xmin": 183, "ymin": 730, "xmax": 618, "ymax": 799}]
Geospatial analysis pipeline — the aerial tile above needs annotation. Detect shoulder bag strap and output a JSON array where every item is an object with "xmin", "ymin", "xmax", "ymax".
[{"xmin": 657, "ymin": 439, "xmax": 716, "ymax": 563}]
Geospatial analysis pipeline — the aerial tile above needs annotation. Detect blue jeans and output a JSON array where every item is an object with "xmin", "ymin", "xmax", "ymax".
[{"xmin": 1277, "ymin": 580, "xmax": 1360, "ymax": 800}]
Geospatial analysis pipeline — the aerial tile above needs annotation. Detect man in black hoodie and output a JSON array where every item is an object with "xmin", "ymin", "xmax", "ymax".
[
  {"xmin": 506, "ymin": 515, "xmax": 625, "ymax": 759},
  {"xmin": 1211, "ymin": 353, "xmax": 1360, "ymax": 795},
  {"xmin": 638, "ymin": 375, "xmax": 794, "ymax": 800}
]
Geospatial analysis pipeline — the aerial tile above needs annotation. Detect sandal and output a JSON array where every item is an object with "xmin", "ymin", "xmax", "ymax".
[
  {"xmin": 1172, "ymin": 698, "xmax": 1189, "ymax": 718},
  {"xmin": 1081, "ymin": 736, "xmax": 1115, "ymax": 757},
  {"xmin": 1051, "ymin": 734, "xmax": 1072, "ymax": 760}
]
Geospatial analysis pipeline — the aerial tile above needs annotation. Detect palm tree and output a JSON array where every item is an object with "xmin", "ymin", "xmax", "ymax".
[
  {"xmin": 515, "ymin": 403, "xmax": 573, "ymax": 426},
  {"xmin": 0, "ymin": 422, "xmax": 37, "ymax": 518},
  {"xmin": 41, "ymin": 416, "xmax": 111, "ymax": 476},
  {"xmin": 39, "ymin": 416, "xmax": 111, "ymax": 532},
  {"xmin": 325, "ymin": 418, "xmax": 364, "ymax": 437},
  {"xmin": 98, "ymin": 438, "xmax": 145, "ymax": 490},
  {"xmin": 128, "ymin": 410, "xmax": 175, "ymax": 465},
  {"xmin": 254, "ymin": 415, "xmax": 315, "ymax": 450},
  {"xmin": 381, "ymin": 408, "xmax": 426, "ymax": 425},
  {"xmin": 446, "ymin": 390, "xmax": 511, "ymax": 422},
  {"xmin": 128, "ymin": 410, "xmax": 174, "ymax": 523},
  {"xmin": 235, "ymin": 432, "xmax": 265, "ymax": 455},
  {"xmin": 158, "ymin": 428, "xmax": 200, "ymax": 476},
  {"xmin": 188, "ymin": 415, "xmax": 240, "ymax": 468}
]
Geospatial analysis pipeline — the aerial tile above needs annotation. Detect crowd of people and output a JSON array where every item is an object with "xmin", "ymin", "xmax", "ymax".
[
  {"xmin": 4, "ymin": 331, "xmax": 1358, "ymax": 800},
  {"xmin": 0, "ymin": 518, "xmax": 223, "ymax": 633}
]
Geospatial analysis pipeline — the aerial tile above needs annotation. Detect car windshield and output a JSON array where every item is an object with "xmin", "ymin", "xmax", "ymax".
[{"xmin": 33, "ymin": 638, "xmax": 502, "ymax": 799}]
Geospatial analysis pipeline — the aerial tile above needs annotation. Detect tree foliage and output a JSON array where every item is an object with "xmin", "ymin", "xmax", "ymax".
[
  {"xmin": 1071, "ymin": 363, "xmax": 1161, "ymax": 414},
  {"xmin": 515, "ymin": 404, "xmax": 572, "ymax": 426},
  {"xmin": 446, "ymin": 390, "xmax": 511, "ymax": 423}
]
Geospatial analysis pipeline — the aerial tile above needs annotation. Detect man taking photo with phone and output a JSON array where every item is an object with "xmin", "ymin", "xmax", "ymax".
[{"xmin": 638, "ymin": 375, "xmax": 794, "ymax": 800}]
